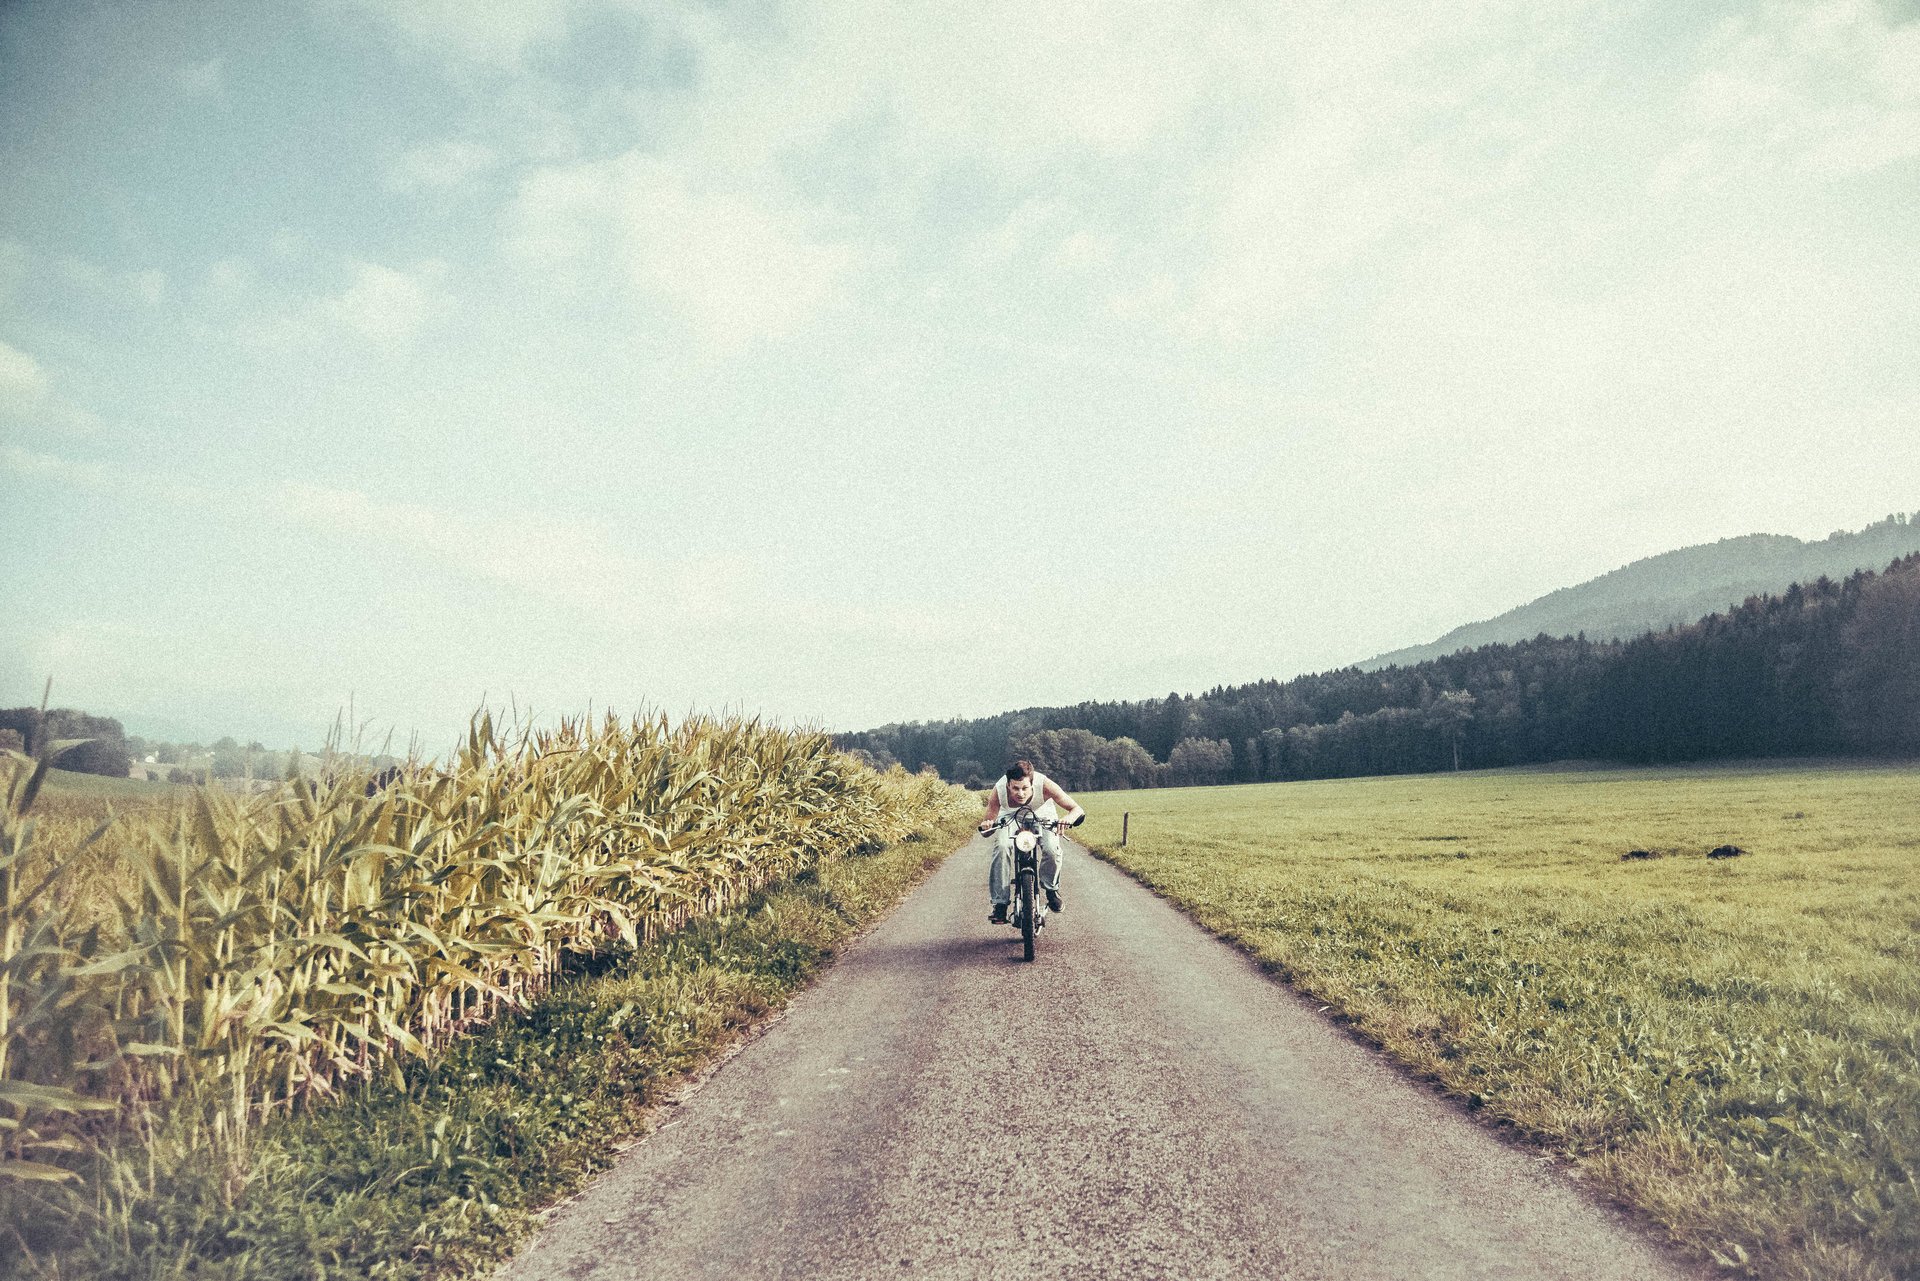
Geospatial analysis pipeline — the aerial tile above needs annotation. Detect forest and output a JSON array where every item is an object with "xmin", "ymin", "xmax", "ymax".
[{"xmin": 837, "ymin": 555, "xmax": 1920, "ymax": 791}]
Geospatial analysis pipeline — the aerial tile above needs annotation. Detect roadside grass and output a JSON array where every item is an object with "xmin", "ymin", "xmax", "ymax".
[
  {"xmin": 1078, "ymin": 760, "xmax": 1920, "ymax": 1281},
  {"xmin": 35, "ymin": 813, "xmax": 975, "ymax": 1280}
]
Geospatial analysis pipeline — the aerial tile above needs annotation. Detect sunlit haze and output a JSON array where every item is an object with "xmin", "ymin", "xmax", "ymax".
[{"xmin": 3, "ymin": 0, "xmax": 1917, "ymax": 749}]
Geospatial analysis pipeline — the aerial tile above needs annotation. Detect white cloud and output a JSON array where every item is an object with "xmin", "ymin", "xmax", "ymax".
[
  {"xmin": 320, "ymin": 259, "xmax": 445, "ymax": 343},
  {"xmin": 7, "ymin": 453, "xmax": 671, "ymax": 620},
  {"xmin": 0, "ymin": 340, "xmax": 50, "ymax": 404},
  {"xmin": 204, "ymin": 255, "xmax": 445, "ymax": 348},
  {"xmin": 279, "ymin": 480, "xmax": 767, "ymax": 630},
  {"xmin": 1165, "ymin": 1, "xmax": 1609, "ymax": 344},
  {"xmin": 0, "ymin": 241, "xmax": 164, "ymax": 311},
  {"xmin": 7, "ymin": 449, "xmax": 977, "ymax": 686},
  {"xmin": 276, "ymin": 481, "xmax": 974, "ymax": 664},
  {"xmin": 1659, "ymin": 0, "xmax": 1920, "ymax": 186},
  {"xmin": 1, "ymin": 444, "xmax": 76, "ymax": 479},
  {"xmin": 619, "ymin": 167, "xmax": 851, "ymax": 345},
  {"xmin": 342, "ymin": 0, "xmax": 1218, "ymax": 161},
  {"xmin": 0, "ymin": 340, "xmax": 100, "ymax": 435},
  {"xmin": 0, "ymin": 446, "xmax": 188, "ymax": 496},
  {"xmin": 176, "ymin": 56, "xmax": 225, "ymax": 96},
  {"xmin": 337, "ymin": 0, "xmax": 573, "ymax": 68},
  {"xmin": 268, "ymin": 229, "xmax": 310, "ymax": 260},
  {"xmin": 508, "ymin": 153, "xmax": 853, "ymax": 346},
  {"xmin": 388, "ymin": 140, "xmax": 500, "ymax": 191},
  {"xmin": 0, "ymin": 241, "xmax": 26, "ymax": 303},
  {"xmin": 503, "ymin": 162, "xmax": 607, "ymax": 270},
  {"xmin": 1322, "ymin": 208, "xmax": 1920, "ymax": 537},
  {"xmin": 806, "ymin": 0, "xmax": 1218, "ymax": 160},
  {"xmin": 56, "ymin": 256, "xmax": 166, "ymax": 307}
]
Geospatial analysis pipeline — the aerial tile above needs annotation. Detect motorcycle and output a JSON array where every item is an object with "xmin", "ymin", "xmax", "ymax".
[{"xmin": 982, "ymin": 806, "xmax": 1083, "ymax": 961}]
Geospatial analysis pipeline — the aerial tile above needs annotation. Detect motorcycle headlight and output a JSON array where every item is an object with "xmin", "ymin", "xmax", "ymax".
[{"xmin": 1014, "ymin": 832, "xmax": 1038, "ymax": 853}]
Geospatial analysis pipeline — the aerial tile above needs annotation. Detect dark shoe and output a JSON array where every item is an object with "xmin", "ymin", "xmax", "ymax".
[
  {"xmin": 1045, "ymin": 889, "xmax": 1062, "ymax": 913},
  {"xmin": 988, "ymin": 904, "xmax": 1009, "ymax": 924}
]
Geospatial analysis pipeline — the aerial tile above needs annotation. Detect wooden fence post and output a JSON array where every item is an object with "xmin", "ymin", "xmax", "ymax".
[{"xmin": 1121, "ymin": 812, "xmax": 1129, "ymax": 846}]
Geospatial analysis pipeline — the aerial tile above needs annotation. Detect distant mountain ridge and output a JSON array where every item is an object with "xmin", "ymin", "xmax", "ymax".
[{"xmin": 1360, "ymin": 512, "xmax": 1920, "ymax": 671}]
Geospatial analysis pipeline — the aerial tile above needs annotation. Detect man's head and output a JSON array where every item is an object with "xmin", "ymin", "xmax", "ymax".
[{"xmin": 1004, "ymin": 759, "xmax": 1035, "ymax": 806}]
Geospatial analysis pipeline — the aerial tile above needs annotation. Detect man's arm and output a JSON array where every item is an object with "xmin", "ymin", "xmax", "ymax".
[
  {"xmin": 1042, "ymin": 777, "xmax": 1084, "ymax": 825},
  {"xmin": 979, "ymin": 788, "xmax": 1002, "ymax": 833}
]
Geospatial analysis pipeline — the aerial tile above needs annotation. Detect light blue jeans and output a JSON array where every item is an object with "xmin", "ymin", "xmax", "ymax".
[{"xmin": 988, "ymin": 828, "xmax": 1062, "ymax": 906}]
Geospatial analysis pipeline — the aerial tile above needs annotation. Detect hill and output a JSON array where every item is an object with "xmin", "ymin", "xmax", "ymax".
[{"xmin": 1360, "ymin": 512, "xmax": 1920, "ymax": 670}]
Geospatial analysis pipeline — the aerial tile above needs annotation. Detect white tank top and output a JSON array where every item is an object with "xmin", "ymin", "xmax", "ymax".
[{"xmin": 994, "ymin": 771, "xmax": 1059, "ymax": 820}]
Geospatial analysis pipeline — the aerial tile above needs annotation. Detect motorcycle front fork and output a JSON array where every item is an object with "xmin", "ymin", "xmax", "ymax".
[{"xmin": 1011, "ymin": 856, "xmax": 1046, "ymax": 929}]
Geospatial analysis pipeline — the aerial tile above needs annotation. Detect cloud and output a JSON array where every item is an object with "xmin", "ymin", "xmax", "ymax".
[
  {"xmin": 274, "ymin": 480, "xmax": 967, "ymax": 653},
  {"xmin": 1657, "ymin": 0, "xmax": 1920, "ymax": 187},
  {"xmin": 388, "ymin": 140, "xmax": 501, "ymax": 191},
  {"xmin": 0, "ymin": 444, "xmax": 79, "ymax": 480},
  {"xmin": 0, "ymin": 341, "xmax": 50, "ymax": 404},
  {"xmin": 0, "ymin": 447, "xmax": 201, "ymax": 503},
  {"xmin": 641, "ymin": 0, "xmax": 1247, "ymax": 188},
  {"xmin": 6, "ymin": 447, "xmax": 977, "ymax": 676},
  {"xmin": 337, "ymin": 0, "xmax": 573, "ymax": 68},
  {"xmin": 0, "ymin": 241, "xmax": 26, "ymax": 303},
  {"xmin": 795, "ymin": 0, "xmax": 1218, "ymax": 161},
  {"xmin": 320, "ymin": 259, "xmax": 445, "ymax": 342},
  {"xmin": 1163, "ymin": 1, "xmax": 1608, "ymax": 343},
  {"xmin": 204, "ymin": 255, "xmax": 446, "ymax": 348},
  {"xmin": 0, "ymin": 340, "xmax": 100, "ymax": 435},
  {"xmin": 176, "ymin": 56, "xmax": 225, "ymax": 97},
  {"xmin": 6, "ymin": 454, "xmax": 676, "ymax": 621},
  {"xmin": 508, "ymin": 152, "xmax": 853, "ymax": 345},
  {"xmin": 342, "ymin": 0, "xmax": 1216, "ymax": 161},
  {"xmin": 56, "ymin": 256, "xmax": 166, "ymax": 307},
  {"xmin": 278, "ymin": 480, "xmax": 783, "ymax": 632},
  {"xmin": 1, "ymin": 240, "xmax": 165, "ymax": 311}
]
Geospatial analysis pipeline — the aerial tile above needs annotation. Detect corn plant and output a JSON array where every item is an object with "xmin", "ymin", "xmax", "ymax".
[{"xmin": 0, "ymin": 709, "xmax": 968, "ymax": 1265}]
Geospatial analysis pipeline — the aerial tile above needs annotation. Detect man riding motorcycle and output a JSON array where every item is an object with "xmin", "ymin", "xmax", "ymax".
[{"xmin": 979, "ymin": 759, "xmax": 1084, "ymax": 924}]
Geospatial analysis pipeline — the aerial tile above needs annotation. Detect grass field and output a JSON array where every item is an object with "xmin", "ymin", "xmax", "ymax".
[
  {"xmin": 39, "ymin": 767, "xmax": 178, "ymax": 798},
  {"xmin": 1078, "ymin": 760, "xmax": 1920, "ymax": 1281}
]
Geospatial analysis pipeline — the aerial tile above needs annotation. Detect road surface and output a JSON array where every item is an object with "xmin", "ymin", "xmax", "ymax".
[{"xmin": 498, "ymin": 835, "xmax": 1700, "ymax": 1280}]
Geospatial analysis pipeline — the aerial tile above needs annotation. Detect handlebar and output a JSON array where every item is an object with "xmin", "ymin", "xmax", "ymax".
[{"xmin": 980, "ymin": 812, "xmax": 1085, "ymax": 834}]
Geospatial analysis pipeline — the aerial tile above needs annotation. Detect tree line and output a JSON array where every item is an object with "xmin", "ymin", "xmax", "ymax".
[
  {"xmin": 0, "ymin": 709, "xmax": 377, "ymax": 785},
  {"xmin": 0, "ymin": 708, "xmax": 133, "ymax": 778},
  {"xmin": 837, "ymin": 554, "xmax": 1920, "ymax": 791}
]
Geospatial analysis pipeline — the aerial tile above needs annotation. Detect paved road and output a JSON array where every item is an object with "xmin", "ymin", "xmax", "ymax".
[{"xmin": 499, "ymin": 836, "xmax": 1701, "ymax": 1281}]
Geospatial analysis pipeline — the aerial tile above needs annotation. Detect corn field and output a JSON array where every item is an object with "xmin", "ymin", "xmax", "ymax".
[{"xmin": 0, "ymin": 711, "xmax": 968, "ymax": 1260}]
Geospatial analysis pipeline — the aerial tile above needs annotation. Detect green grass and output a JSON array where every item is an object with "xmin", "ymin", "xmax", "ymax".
[
  {"xmin": 1080, "ymin": 760, "xmax": 1920, "ymax": 1281},
  {"xmin": 16, "ymin": 814, "xmax": 977, "ymax": 1280},
  {"xmin": 39, "ymin": 768, "xmax": 178, "ymax": 798}
]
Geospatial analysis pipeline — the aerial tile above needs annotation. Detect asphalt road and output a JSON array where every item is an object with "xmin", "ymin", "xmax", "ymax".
[{"xmin": 498, "ymin": 835, "xmax": 1702, "ymax": 1281}]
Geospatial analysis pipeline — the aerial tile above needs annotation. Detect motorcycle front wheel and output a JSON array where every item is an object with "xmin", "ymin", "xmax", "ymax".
[{"xmin": 1017, "ymin": 869, "xmax": 1036, "ymax": 962}]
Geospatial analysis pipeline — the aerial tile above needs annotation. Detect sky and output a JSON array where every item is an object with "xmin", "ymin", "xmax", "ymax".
[{"xmin": 2, "ymin": 0, "xmax": 1917, "ymax": 750}]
